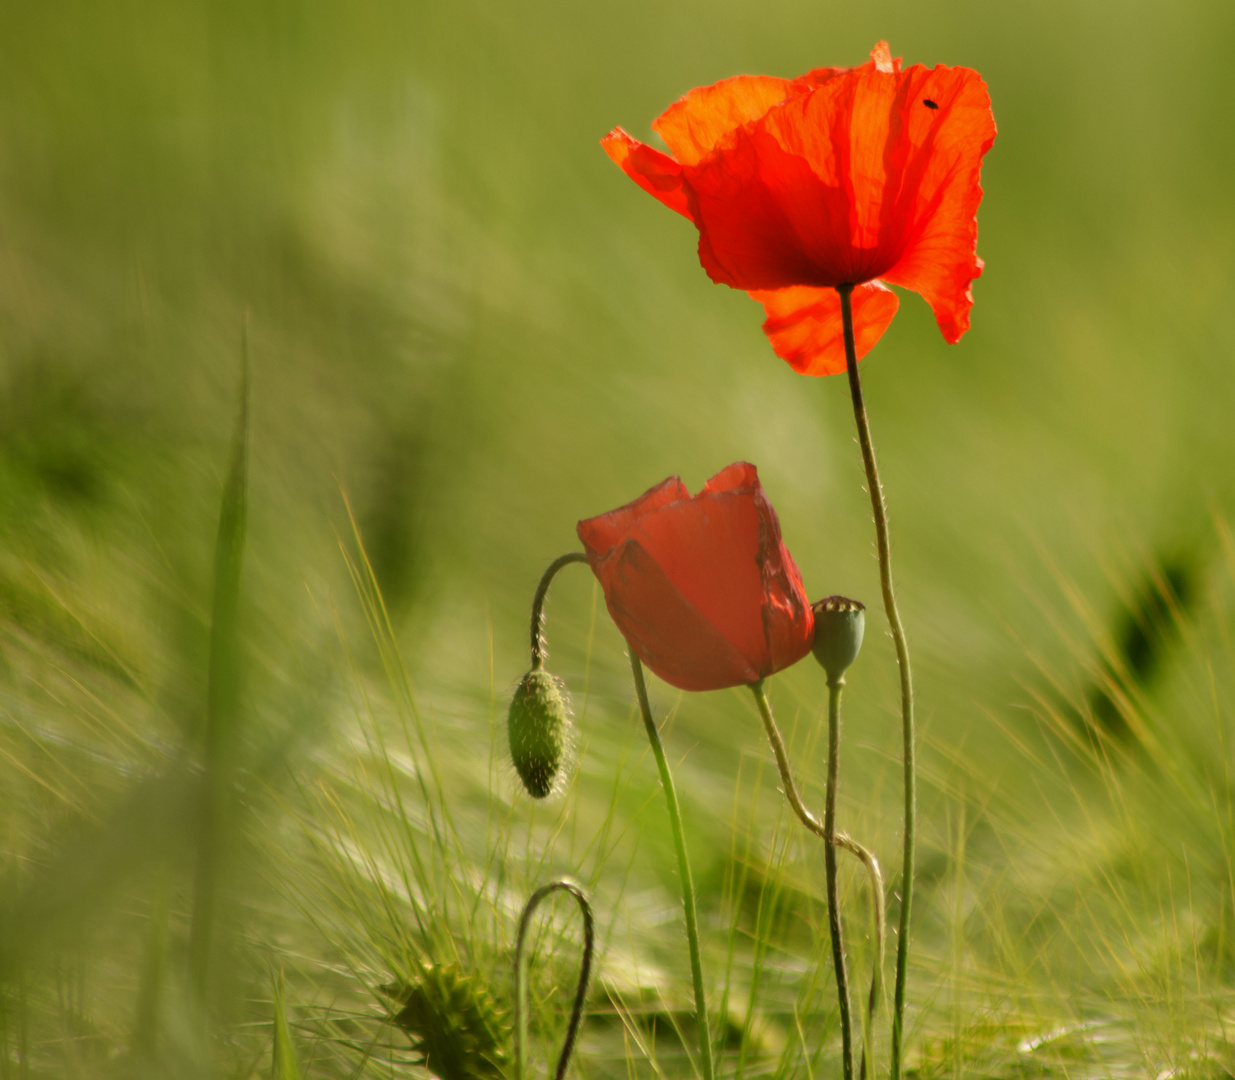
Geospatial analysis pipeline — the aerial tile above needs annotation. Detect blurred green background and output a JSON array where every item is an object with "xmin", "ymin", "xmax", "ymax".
[{"xmin": 3, "ymin": 0, "xmax": 1235, "ymax": 1076}]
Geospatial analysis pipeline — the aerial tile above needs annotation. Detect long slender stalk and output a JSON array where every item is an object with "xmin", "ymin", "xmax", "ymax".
[
  {"xmin": 824, "ymin": 679, "xmax": 855, "ymax": 1080},
  {"xmin": 750, "ymin": 683, "xmax": 885, "ymax": 1079},
  {"xmin": 831, "ymin": 682, "xmax": 878, "ymax": 1080},
  {"xmin": 629, "ymin": 654, "xmax": 714, "ymax": 1080},
  {"xmin": 515, "ymin": 879, "xmax": 595, "ymax": 1080},
  {"xmin": 838, "ymin": 284, "xmax": 915, "ymax": 1080}
]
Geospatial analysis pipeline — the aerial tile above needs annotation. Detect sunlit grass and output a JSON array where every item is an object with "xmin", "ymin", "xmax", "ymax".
[
  {"xmin": 5, "ymin": 473, "xmax": 1235, "ymax": 1076},
  {"xmin": 3, "ymin": 0, "xmax": 1235, "ymax": 1076},
  {"xmin": 256, "ymin": 514, "xmax": 1235, "ymax": 1080}
]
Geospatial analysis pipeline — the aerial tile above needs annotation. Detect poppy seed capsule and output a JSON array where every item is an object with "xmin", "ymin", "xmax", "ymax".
[
  {"xmin": 811, "ymin": 596, "xmax": 866, "ymax": 684},
  {"xmin": 508, "ymin": 669, "xmax": 571, "ymax": 799}
]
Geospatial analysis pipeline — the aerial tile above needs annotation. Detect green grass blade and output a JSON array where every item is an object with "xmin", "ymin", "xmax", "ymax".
[
  {"xmin": 271, "ymin": 971, "xmax": 305, "ymax": 1080},
  {"xmin": 188, "ymin": 336, "xmax": 250, "ymax": 1002}
]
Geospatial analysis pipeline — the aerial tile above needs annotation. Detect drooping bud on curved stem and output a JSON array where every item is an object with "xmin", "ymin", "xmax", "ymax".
[
  {"xmin": 508, "ymin": 670, "xmax": 572, "ymax": 799},
  {"xmin": 508, "ymin": 552, "xmax": 588, "ymax": 799},
  {"xmin": 514, "ymin": 878, "xmax": 595, "ymax": 1080},
  {"xmin": 812, "ymin": 596, "xmax": 866, "ymax": 687},
  {"xmin": 529, "ymin": 552, "xmax": 589, "ymax": 670}
]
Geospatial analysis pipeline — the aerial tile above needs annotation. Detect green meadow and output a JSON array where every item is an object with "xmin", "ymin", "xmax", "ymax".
[{"xmin": 2, "ymin": 0, "xmax": 1235, "ymax": 1076}]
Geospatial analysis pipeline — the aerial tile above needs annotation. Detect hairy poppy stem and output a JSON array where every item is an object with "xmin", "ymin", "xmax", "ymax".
[
  {"xmin": 530, "ymin": 552, "xmax": 589, "ymax": 669},
  {"xmin": 515, "ymin": 879, "xmax": 595, "ymax": 1080},
  {"xmin": 630, "ymin": 653, "xmax": 715, "ymax": 1080},
  {"xmin": 838, "ymin": 284, "xmax": 916, "ymax": 1080},
  {"xmin": 750, "ymin": 682, "xmax": 885, "ymax": 1080}
]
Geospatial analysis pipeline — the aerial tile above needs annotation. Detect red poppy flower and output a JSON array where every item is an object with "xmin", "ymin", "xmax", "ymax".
[
  {"xmin": 577, "ymin": 462, "xmax": 813, "ymax": 692},
  {"xmin": 601, "ymin": 42, "xmax": 996, "ymax": 375}
]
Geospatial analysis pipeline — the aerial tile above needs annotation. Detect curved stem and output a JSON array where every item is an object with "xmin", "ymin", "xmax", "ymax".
[
  {"xmin": 849, "ymin": 828, "xmax": 883, "ymax": 1080},
  {"xmin": 630, "ymin": 653, "xmax": 714, "ymax": 1080},
  {"xmin": 749, "ymin": 684, "xmax": 887, "ymax": 986},
  {"xmin": 838, "ymin": 284, "xmax": 915, "ymax": 1080},
  {"xmin": 515, "ymin": 879, "xmax": 596, "ymax": 1080},
  {"xmin": 529, "ymin": 553, "xmax": 589, "ymax": 670},
  {"xmin": 753, "ymin": 683, "xmax": 886, "ymax": 1080}
]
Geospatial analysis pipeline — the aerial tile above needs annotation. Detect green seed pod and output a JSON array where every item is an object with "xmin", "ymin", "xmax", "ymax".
[
  {"xmin": 811, "ymin": 596, "xmax": 866, "ymax": 684},
  {"xmin": 508, "ymin": 668, "xmax": 571, "ymax": 799}
]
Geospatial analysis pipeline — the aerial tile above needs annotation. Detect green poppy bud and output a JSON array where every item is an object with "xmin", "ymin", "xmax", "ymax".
[
  {"xmin": 811, "ymin": 596, "xmax": 866, "ymax": 684},
  {"xmin": 508, "ymin": 668, "xmax": 571, "ymax": 799}
]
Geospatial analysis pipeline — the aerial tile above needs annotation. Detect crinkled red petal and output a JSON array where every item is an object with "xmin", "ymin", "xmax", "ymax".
[
  {"xmin": 751, "ymin": 281, "xmax": 900, "ymax": 376},
  {"xmin": 577, "ymin": 474, "xmax": 691, "ymax": 556},
  {"xmin": 600, "ymin": 128, "xmax": 693, "ymax": 219},
  {"xmin": 874, "ymin": 64, "xmax": 996, "ymax": 343},
  {"xmin": 685, "ymin": 122, "xmax": 858, "ymax": 289},
  {"xmin": 629, "ymin": 481, "xmax": 768, "ymax": 673},
  {"xmin": 653, "ymin": 75, "xmax": 804, "ymax": 167},
  {"xmin": 593, "ymin": 538, "xmax": 760, "ymax": 691},
  {"xmin": 603, "ymin": 44, "xmax": 995, "ymax": 353}
]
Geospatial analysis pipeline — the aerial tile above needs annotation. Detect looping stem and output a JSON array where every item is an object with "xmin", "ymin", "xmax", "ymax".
[
  {"xmin": 838, "ymin": 284, "xmax": 915, "ymax": 1080},
  {"xmin": 515, "ymin": 878, "xmax": 596, "ymax": 1080},
  {"xmin": 630, "ymin": 653, "xmax": 715, "ymax": 1080},
  {"xmin": 749, "ymin": 681, "xmax": 885, "ymax": 1080},
  {"xmin": 529, "ymin": 552, "xmax": 589, "ymax": 669}
]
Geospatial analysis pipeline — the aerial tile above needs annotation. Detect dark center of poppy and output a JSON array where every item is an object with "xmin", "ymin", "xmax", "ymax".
[{"xmin": 923, "ymin": 99, "xmax": 938, "ymax": 109}]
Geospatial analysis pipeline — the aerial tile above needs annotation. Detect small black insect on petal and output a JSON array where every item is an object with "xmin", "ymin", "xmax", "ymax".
[{"xmin": 923, "ymin": 99, "xmax": 939, "ymax": 109}]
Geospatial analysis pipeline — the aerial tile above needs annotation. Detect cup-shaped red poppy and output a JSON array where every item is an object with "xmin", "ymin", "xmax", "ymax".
[
  {"xmin": 577, "ymin": 462, "xmax": 813, "ymax": 692},
  {"xmin": 602, "ymin": 42, "xmax": 996, "ymax": 375}
]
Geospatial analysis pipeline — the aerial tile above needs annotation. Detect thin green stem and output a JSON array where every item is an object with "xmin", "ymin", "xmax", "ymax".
[
  {"xmin": 530, "ymin": 553, "xmax": 589, "ymax": 670},
  {"xmin": 851, "ymin": 830, "xmax": 886, "ymax": 1080},
  {"xmin": 824, "ymin": 680, "xmax": 854, "ymax": 1080},
  {"xmin": 830, "ymin": 683, "xmax": 882, "ymax": 1080},
  {"xmin": 630, "ymin": 653, "xmax": 714, "ymax": 1080},
  {"xmin": 748, "ymin": 685, "xmax": 886, "ymax": 1005},
  {"xmin": 752, "ymin": 683, "xmax": 886, "ymax": 1080},
  {"xmin": 838, "ymin": 284, "xmax": 915, "ymax": 1080},
  {"xmin": 515, "ymin": 879, "xmax": 595, "ymax": 1080}
]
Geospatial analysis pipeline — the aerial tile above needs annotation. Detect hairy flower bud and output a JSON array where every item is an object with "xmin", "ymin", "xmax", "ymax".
[
  {"xmin": 811, "ymin": 596, "xmax": 865, "ymax": 684},
  {"xmin": 507, "ymin": 669, "xmax": 571, "ymax": 799},
  {"xmin": 384, "ymin": 964, "xmax": 510, "ymax": 1080}
]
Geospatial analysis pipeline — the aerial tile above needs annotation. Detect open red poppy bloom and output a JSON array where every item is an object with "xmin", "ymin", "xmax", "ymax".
[
  {"xmin": 602, "ymin": 42, "xmax": 996, "ymax": 375},
  {"xmin": 577, "ymin": 462, "xmax": 813, "ymax": 692}
]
